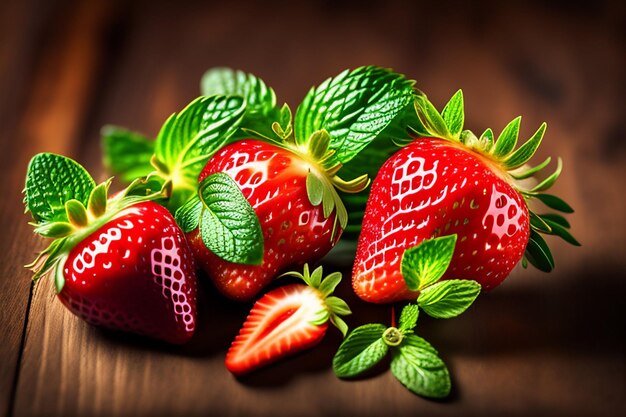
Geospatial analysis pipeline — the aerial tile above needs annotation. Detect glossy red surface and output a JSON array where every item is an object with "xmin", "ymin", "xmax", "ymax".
[
  {"xmin": 59, "ymin": 202, "xmax": 198, "ymax": 344},
  {"xmin": 353, "ymin": 138, "xmax": 530, "ymax": 303}
]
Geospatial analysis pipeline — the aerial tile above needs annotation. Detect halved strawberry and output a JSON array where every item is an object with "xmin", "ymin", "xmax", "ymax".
[
  {"xmin": 25, "ymin": 153, "xmax": 197, "ymax": 343},
  {"xmin": 225, "ymin": 264, "xmax": 351, "ymax": 375},
  {"xmin": 353, "ymin": 91, "xmax": 578, "ymax": 303}
]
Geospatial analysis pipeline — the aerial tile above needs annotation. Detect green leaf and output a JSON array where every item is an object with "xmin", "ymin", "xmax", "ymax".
[
  {"xmin": 510, "ymin": 156, "xmax": 551, "ymax": 180},
  {"xmin": 525, "ymin": 230, "xmax": 554, "ymax": 272},
  {"xmin": 101, "ymin": 125, "xmax": 155, "ymax": 183},
  {"xmin": 154, "ymin": 95, "xmax": 246, "ymax": 187},
  {"xmin": 25, "ymin": 153, "xmax": 96, "ymax": 223},
  {"xmin": 401, "ymin": 235, "xmax": 457, "ymax": 291},
  {"xmin": 542, "ymin": 217, "xmax": 581, "ymax": 246},
  {"xmin": 87, "ymin": 180, "xmax": 110, "ymax": 217},
  {"xmin": 493, "ymin": 116, "xmax": 521, "ymax": 158},
  {"xmin": 480, "ymin": 128, "xmax": 494, "ymax": 149},
  {"xmin": 530, "ymin": 211, "xmax": 552, "ymax": 233},
  {"xmin": 309, "ymin": 265, "xmax": 323, "ymax": 288},
  {"xmin": 318, "ymin": 271, "xmax": 342, "ymax": 297},
  {"xmin": 414, "ymin": 94, "xmax": 450, "ymax": 138},
  {"xmin": 503, "ymin": 122, "xmax": 546, "ymax": 169},
  {"xmin": 398, "ymin": 304, "xmax": 419, "ymax": 331},
  {"xmin": 417, "ymin": 280, "xmax": 481, "ymax": 319},
  {"xmin": 174, "ymin": 194, "xmax": 203, "ymax": 233},
  {"xmin": 325, "ymin": 296, "xmax": 352, "ymax": 316},
  {"xmin": 540, "ymin": 213, "xmax": 570, "ymax": 228},
  {"xmin": 535, "ymin": 193, "xmax": 574, "ymax": 213},
  {"xmin": 333, "ymin": 323, "xmax": 388, "ymax": 378},
  {"xmin": 294, "ymin": 66, "xmax": 416, "ymax": 165},
  {"xmin": 530, "ymin": 158, "xmax": 563, "ymax": 193},
  {"xmin": 441, "ymin": 90, "xmax": 464, "ymax": 138},
  {"xmin": 200, "ymin": 68, "xmax": 277, "ymax": 115},
  {"xmin": 330, "ymin": 315, "xmax": 349, "ymax": 338},
  {"xmin": 306, "ymin": 171, "xmax": 324, "ymax": 206},
  {"xmin": 64, "ymin": 200, "xmax": 88, "ymax": 227},
  {"xmin": 391, "ymin": 334, "xmax": 450, "ymax": 399},
  {"xmin": 197, "ymin": 173, "xmax": 263, "ymax": 265},
  {"xmin": 33, "ymin": 221, "xmax": 74, "ymax": 238}
]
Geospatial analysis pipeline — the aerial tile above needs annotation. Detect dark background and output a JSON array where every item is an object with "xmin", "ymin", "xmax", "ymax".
[{"xmin": 1, "ymin": 0, "xmax": 624, "ymax": 416}]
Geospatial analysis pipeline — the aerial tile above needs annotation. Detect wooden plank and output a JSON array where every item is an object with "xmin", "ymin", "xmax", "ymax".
[
  {"xmin": 9, "ymin": 1, "xmax": 626, "ymax": 416},
  {"xmin": 0, "ymin": 1, "xmax": 78, "ymax": 416},
  {"xmin": 4, "ymin": 1, "xmax": 120, "ymax": 417}
]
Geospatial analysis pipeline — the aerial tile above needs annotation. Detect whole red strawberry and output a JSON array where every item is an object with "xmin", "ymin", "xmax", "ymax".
[
  {"xmin": 25, "ymin": 154, "xmax": 197, "ymax": 343},
  {"xmin": 182, "ymin": 138, "xmax": 366, "ymax": 301},
  {"xmin": 353, "ymin": 91, "xmax": 578, "ymax": 304}
]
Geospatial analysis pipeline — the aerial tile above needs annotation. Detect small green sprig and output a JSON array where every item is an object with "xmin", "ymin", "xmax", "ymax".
[
  {"xmin": 410, "ymin": 90, "xmax": 579, "ymax": 273},
  {"xmin": 333, "ymin": 235, "xmax": 481, "ymax": 399}
]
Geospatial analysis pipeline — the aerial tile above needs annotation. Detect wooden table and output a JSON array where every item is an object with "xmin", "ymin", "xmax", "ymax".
[{"xmin": 1, "ymin": 1, "xmax": 624, "ymax": 416}]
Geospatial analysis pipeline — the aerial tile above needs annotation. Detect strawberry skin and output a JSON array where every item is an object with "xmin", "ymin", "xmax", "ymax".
[
  {"xmin": 189, "ymin": 140, "xmax": 340, "ymax": 301},
  {"xmin": 59, "ymin": 201, "xmax": 197, "ymax": 344},
  {"xmin": 225, "ymin": 283, "xmax": 329, "ymax": 375},
  {"xmin": 353, "ymin": 138, "xmax": 530, "ymax": 303}
]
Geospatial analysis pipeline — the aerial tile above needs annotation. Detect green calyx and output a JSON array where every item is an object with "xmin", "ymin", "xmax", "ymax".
[
  {"xmin": 411, "ymin": 90, "xmax": 579, "ymax": 273},
  {"xmin": 281, "ymin": 264, "xmax": 352, "ymax": 337},
  {"xmin": 24, "ymin": 153, "xmax": 166, "ymax": 292}
]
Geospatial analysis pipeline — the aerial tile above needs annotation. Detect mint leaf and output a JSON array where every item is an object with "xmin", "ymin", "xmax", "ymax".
[
  {"xmin": 174, "ymin": 194, "xmax": 202, "ymax": 233},
  {"xmin": 391, "ymin": 334, "xmax": 450, "ymax": 398},
  {"xmin": 333, "ymin": 323, "xmax": 388, "ymax": 378},
  {"xmin": 398, "ymin": 304, "xmax": 419, "ymax": 331},
  {"xmin": 197, "ymin": 173, "xmax": 263, "ymax": 265},
  {"xmin": 101, "ymin": 125, "xmax": 155, "ymax": 183},
  {"xmin": 417, "ymin": 280, "xmax": 481, "ymax": 319},
  {"xmin": 294, "ymin": 66, "xmax": 416, "ymax": 166},
  {"xmin": 201, "ymin": 68, "xmax": 281, "ymax": 141},
  {"xmin": 25, "ymin": 153, "xmax": 96, "ymax": 223},
  {"xmin": 401, "ymin": 235, "xmax": 457, "ymax": 291},
  {"xmin": 201, "ymin": 68, "xmax": 277, "ymax": 115},
  {"xmin": 154, "ymin": 95, "xmax": 246, "ymax": 189},
  {"xmin": 441, "ymin": 90, "xmax": 464, "ymax": 138}
]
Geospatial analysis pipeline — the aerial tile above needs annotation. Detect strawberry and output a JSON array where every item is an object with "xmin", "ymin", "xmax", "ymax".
[
  {"xmin": 353, "ymin": 91, "xmax": 578, "ymax": 304},
  {"xmin": 186, "ymin": 138, "xmax": 365, "ymax": 301},
  {"xmin": 25, "ymin": 153, "xmax": 197, "ymax": 344},
  {"xmin": 173, "ymin": 67, "xmax": 418, "ymax": 301},
  {"xmin": 225, "ymin": 264, "xmax": 350, "ymax": 375}
]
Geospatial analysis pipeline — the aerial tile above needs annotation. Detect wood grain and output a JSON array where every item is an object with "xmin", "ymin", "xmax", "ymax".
[{"xmin": 2, "ymin": 1, "xmax": 625, "ymax": 416}]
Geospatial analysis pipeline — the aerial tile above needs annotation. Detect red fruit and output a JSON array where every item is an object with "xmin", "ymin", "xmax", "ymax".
[
  {"xmin": 59, "ymin": 202, "xmax": 197, "ymax": 344},
  {"xmin": 352, "ymin": 92, "xmax": 575, "ymax": 304},
  {"xmin": 225, "ymin": 265, "xmax": 350, "ymax": 375},
  {"xmin": 353, "ymin": 138, "xmax": 529, "ymax": 303},
  {"xmin": 25, "ymin": 153, "xmax": 198, "ymax": 344},
  {"xmin": 189, "ymin": 139, "xmax": 352, "ymax": 301}
]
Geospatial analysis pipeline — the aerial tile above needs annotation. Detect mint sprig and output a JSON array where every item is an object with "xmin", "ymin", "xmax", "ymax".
[
  {"xmin": 333, "ymin": 304, "xmax": 452, "ymax": 399},
  {"xmin": 175, "ymin": 173, "xmax": 263, "ymax": 265}
]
